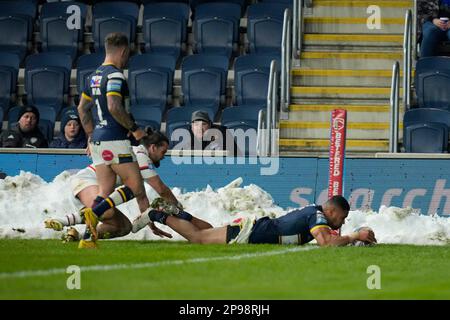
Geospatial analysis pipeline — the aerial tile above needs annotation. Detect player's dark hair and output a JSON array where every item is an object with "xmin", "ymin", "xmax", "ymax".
[
  {"xmin": 105, "ymin": 32, "xmax": 129, "ymax": 52},
  {"xmin": 326, "ymin": 195, "xmax": 350, "ymax": 212},
  {"xmin": 140, "ymin": 130, "xmax": 169, "ymax": 148}
]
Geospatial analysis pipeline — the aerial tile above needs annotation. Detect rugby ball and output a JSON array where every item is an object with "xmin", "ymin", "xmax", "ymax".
[{"xmin": 352, "ymin": 227, "xmax": 375, "ymax": 246}]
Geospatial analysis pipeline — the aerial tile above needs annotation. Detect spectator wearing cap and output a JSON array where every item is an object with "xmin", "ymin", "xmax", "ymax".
[
  {"xmin": 176, "ymin": 110, "xmax": 241, "ymax": 156},
  {"xmin": 418, "ymin": 0, "xmax": 450, "ymax": 57},
  {"xmin": 0, "ymin": 106, "xmax": 48, "ymax": 148},
  {"xmin": 49, "ymin": 112, "xmax": 87, "ymax": 149}
]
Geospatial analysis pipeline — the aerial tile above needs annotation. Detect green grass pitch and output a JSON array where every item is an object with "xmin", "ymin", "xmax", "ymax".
[{"xmin": 0, "ymin": 239, "xmax": 449, "ymax": 299}]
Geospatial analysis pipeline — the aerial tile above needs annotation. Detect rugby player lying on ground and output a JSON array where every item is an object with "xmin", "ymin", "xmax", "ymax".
[
  {"xmin": 44, "ymin": 130, "xmax": 211, "ymax": 242},
  {"xmin": 133, "ymin": 195, "xmax": 377, "ymax": 246}
]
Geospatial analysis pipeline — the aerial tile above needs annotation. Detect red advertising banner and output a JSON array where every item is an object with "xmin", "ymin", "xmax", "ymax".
[{"xmin": 328, "ymin": 109, "xmax": 347, "ymax": 198}]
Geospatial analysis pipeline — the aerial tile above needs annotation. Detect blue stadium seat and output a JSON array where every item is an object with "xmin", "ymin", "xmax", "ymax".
[
  {"xmin": 247, "ymin": 3, "xmax": 291, "ymax": 54},
  {"xmin": 234, "ymin": 54, "xmax": 280, "ymax": 107},
  {"xmin": 40, "ymin": 2, "xmax": 87, "ymax": 60},
  {"xmin": 25, "ymin": 53, "xmax": 72, "ymax": 115},
  {"xmin": 128, "ymin": 53, "xmax": 176, "ymax": 111},
  {"xmin": 92, "ymin": 1, "xmax": 139, "ymax": 52},
  {"xmin": 130, "ymin": 105, "xmax": 162, "ymax": 131},
  {"xmin": 0, "ymin": 52, "xmax": 20, "ymax": 112},
  {"xmin": 221, "ymin": 105, "xmax": 263, "ymax": 130},
  {"xmin": 190, "ymin": 0, "xmax": 246, "ymax": 18},
  {"xmin": 0, "ymin": 0, "xmax": 36, "ymax": 60},
  {"xmin": 181, "ymin": 54, "xmax": 229, "ymax": 112},
  {"xmin": 142, "ymin": 2, "xmax": 190, "ymax": 60},
  {"xmin": 415, "ymin": 57, "xmax": 450, "ymax": 110},
  {"xmin": 76, "ymin": 53, "xmax": 105, "ymax": 96},
  {"xmin": 403, "ymin": 108, "xmax": 450, "ymax": 153},
  {"xmin": 193, "ymin": 2, "xmax": 242, "ymax": 57},
  {"xmin": 166, "ymin": 106, "xmax": 215, "ymax": 146}
]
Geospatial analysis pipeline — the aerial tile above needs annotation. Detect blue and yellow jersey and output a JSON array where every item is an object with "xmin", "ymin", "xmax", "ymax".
[
  {"xmin": 82, "ymin": 64, "xmax": 130, "ymax": 142},
  {"xmin": 247, "ymin": 205, "xmax": 332, "ymax": 245}
]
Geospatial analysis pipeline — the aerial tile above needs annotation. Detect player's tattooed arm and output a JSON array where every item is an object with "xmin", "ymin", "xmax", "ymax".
[
  {"xmin": 107, "ymin": 95, "xmax": 135, "ymax": 130},
  {"xmin": 78, "ymin": 96, "xmax": 94, "ymax": 138}
]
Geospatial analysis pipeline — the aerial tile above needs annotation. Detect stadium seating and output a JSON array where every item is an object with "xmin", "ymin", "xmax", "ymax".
[
  {"xmin": 221, "ymin": 105, "xmax": 262, "ymax": 131},
  {"xmin": 181, "ymin": 54, "xmax": 229, "ymax": 114},
  {"xmin": 234, "ymin": 54, "xmax": 280, "ymax": 108},
  {"xmin": 40, "ymin": 1, "xmax": 87, "ymax": 61},
  {"xmin": 76, "ymin": 53, "xmax": 105, "ymax": 96},
  {"xmin": 193, "ymin": 2, "xmax": 242, "ymax": 57},
  {"xmin": 403, "ymin": 108, "xmax": 450, "ymax": 153},
  {"xmin": 128, "ymin": 53, "xmax": 176, "ymax": 112},
  {"xmin": 130, "ymin": 105, "xmax": 162, "ymax": 131},
  {"xmin": 25, "ymin": 52, "xmax": 72, "ymax": 115},
  {"xmin": 142, "ymin": 2, "xmax": 190, "ymax": 60},
  {"xmin": 0, "ymin": 52, "xmax": 20, "ymax": 112},
  {"xmin": 92, "ymin": 1, "xmax": 139, "ymax": 52},
  {"xmin": 415, "ymin": 57, "xmax": 450, "ymax": 111},
  {"xmin": 247, "ymin": 3, "xmax": 291, "ymax": 54},
  {"xmin": 166, "ymin": 106, "xmax": 215, "ymax": 146},
  {"xmin": 0, "ymin": 0, "xmax": 37, "ymax": 60},
  {"xmin": 190, "ymin": 0, "xmax": 246, "ymax": 19}
]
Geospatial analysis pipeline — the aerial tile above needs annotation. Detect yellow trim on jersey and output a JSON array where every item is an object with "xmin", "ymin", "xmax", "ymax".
[
  {"xmin": 310, "ymin": 225, "xmax": 331, "ymax": 233},
  {"xmin": 82, "ymin": 92, "xmax": 92, "ymax": 101},
  {"xmin": 106, "ymin": 92, "xmax": 122, "ymax": 97}
]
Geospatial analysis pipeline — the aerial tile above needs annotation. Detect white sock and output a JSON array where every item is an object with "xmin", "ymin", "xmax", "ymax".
[{"xmin": 61, "ymin": 212, "xmax": 83, "ymax": 226}]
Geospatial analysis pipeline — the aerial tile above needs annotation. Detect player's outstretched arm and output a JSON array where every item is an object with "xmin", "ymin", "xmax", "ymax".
[
  {"xmin": 146, "ymin": 176, "xmax": 179, "ymax": 206},
  {"xmin": 311, "ymin": 227, "xmax": 377, "ymax": 247}
]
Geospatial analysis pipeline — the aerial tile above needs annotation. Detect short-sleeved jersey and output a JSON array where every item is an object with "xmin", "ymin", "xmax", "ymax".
[
  {"xmin": 132, "ymin": 145, "xmax": 158, "ymax": 179},
  {"xmin": 82, "ymin": 64, "xmax": 130, "ymax": 142}
]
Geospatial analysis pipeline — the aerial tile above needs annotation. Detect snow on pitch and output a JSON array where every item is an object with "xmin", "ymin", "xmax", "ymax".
[{"xmin": 0, "ymin": 171, "xmax": 449, "ymax": 245}]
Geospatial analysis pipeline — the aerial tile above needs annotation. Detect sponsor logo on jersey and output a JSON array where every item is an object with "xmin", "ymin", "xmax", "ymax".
[
  {"xmin": 102, "ymin": 150, "xmax": 114, "ymax": 161},
  {"xmin": 107, "ymin": 79, "xmax": 122, "ymax": 92},
  {"xmin": 90, "ymin": 76, "xmax": 102, "ymax": 88},
  {"xmin": 316, "ymin": 213, "xmax": 328, "ymax": 225}
]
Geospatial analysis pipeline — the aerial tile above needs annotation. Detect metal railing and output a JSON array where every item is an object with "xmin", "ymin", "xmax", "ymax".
[
  {"xmin": 413, "ymin": 0, "xmax": 418, "ymax": 61},
  {"xmin": 257, "ymin": 60, "xmax": 278, "ymax": 157},
  {"xmin": 403, "ymin": 9, "xmax": 412, "ymax": 110},
  {"xmin": 256, "ymin": 109, "xmax": 267, "ymax": 156},
  {"xmin": 281, "ymin": 8, "xmax": 292, "ymax": 117},
  {"xmin": 390, "ymin": 61, "xmax": 400, "ymax": 153},
  {"xmin": 292, "ymin": 0, "xmax": 304, "ymax": 59}
]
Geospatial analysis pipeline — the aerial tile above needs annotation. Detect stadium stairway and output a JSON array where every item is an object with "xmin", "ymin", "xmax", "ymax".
[{"xmin": 281, "ymin": 0, "xmax": 413, "ymax": 153}]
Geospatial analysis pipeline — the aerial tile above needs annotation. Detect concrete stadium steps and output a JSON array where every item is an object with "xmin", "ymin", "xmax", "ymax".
[
  {"xmin": 288, "ymin": 103, "xmax": 400, "ymax": 123},
  {"xmin": 304, "ymin": 34, "xmax": 403, "ymax": 48},
  {"xmin": 292, "ymin": 69, "xmax": 405, "ymax": 87},
  {"xmin": 290, "ymin": 86, "xmax": 400, "ymax": 100},
  {"xmin": 279, "ymin": 121, "xmax": 402, "ymax": 140},
  {"xmin": 304, "ymin": 17, "xmax": 405, "ymax": 34},
  {"xmin": 299, "ymin": 51, "xmax": 402, "ymax": 69},
  {"xmin": 279, "ymin": 138, "xmax": 389, "ymax": 152},
  {"xmin": 311, "ymin": 0, "xmax": 413, "ymax": 18}
]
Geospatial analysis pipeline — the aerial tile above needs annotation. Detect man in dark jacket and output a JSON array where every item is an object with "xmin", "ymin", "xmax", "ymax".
[
  {"xmin": 418, "ymin": 0, "xmax": 450, "ymax": 57},
  {"xmin": 50, "ymin": 111, "xmax": 87, "ymax": 149},
  {"xmin": 173, "ymin": 110, "xmax": 242, "ymax": 156},
  {"xmin": 0, "ymin": 106, "xmax": 48, "ymax": 148}
]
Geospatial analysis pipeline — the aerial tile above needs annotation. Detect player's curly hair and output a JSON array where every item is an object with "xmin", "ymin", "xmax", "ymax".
[{"xmin": 140, "ymin": 130, "xmax": 169, "ymax": 148}]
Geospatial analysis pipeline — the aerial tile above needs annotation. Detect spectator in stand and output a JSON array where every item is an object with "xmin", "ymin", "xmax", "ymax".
[
  {"xmin": 419, "ymin": 0, "xmax": 450, "ymax": 57},
  {"xmin": 174, "ymin": 110, "xmax": 242, "ymax": 156},
  {"xmin": 0, "ymin": 106, "xmax": 48, "ymax": 148},
  {"xmin": 50, "ymin": 111, "xmax": 87, "ymax": 149}
]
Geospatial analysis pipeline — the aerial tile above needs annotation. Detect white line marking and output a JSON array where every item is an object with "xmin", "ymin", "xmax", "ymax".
[{"xmin": 0, "ymin": 246, "xmax": 318, "ymax": 279}]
